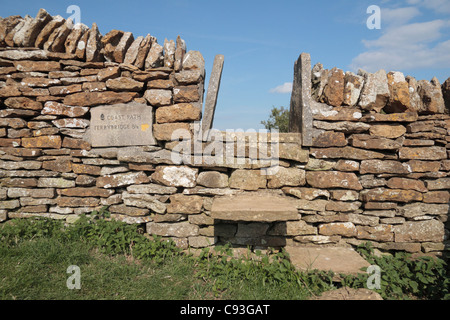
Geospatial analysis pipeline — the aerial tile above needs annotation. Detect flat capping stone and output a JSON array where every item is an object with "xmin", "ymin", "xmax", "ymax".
[
  {"xmin": 285, "ymin": 246, "xmax": 371, "ymax": 277},
  {"xmin": 211, "ymin": 193, "xmax": 299, "ymax": 222}
]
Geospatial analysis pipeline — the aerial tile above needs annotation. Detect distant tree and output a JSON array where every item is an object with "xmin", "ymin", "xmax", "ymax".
[{"xmin": 261, "ymin": 106, "xmax": 289, "ymax": 133}]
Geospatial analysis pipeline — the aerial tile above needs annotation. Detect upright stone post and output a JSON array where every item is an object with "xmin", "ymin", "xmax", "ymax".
[
  {"xmin": 202, "ymin": 54, "xmax": 224, "ymax": 141},
  {"xmin": 289, "ymin": 53, "xmax": 313, "ymax": 146}
]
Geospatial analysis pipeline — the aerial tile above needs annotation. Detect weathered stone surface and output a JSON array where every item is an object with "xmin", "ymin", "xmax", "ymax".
[
  {"xmin": 229, "ymin": 169, "xmax": 267, "ymax": 190},
  {"xmin": 406, "ymin": 76, "xmax": 424, "ymax": 113},
  {"xmin": 394, "ymin": 220, "xmax": 444, "ymax": 243},
  {"xmin": 155, "ymin": 104, "xmax": 201, "ymax": 123},
  {"xmin": 267, "ymin": 167, "xmax": 306, "ymax": 188},
  {"xmin": 97, "ymin": 66, "xmax": 120, "ymax": 82},
  {"xmin": 319, "ymin": 222, "xmax": 357, "ymax": 237},
  {"xmin": 122, "ymin": 192, "xmax": 166, "ymax": 213},
  {"xmin": 312, "ymin": 105, "xmax": 363, "ymax": 122},
  {"xmin": 313, "ymin": 121, "xmax": 371, "ymax": 133},
  {"xmin": 7, "ymin": 188, "xmax": 54, "ymax": 198},
  {"xmin": 386, "ymin": 177, "xmax": 427, "ymax": 192},
  {"xmin": 306, "ymin": 171, "xmax": 362, "ymax": 190},
  {"xmin": 398, "ymin": 203, "xmax": 449, "ymax": 218},
  {"xmin": 312, "ymin": 63, "xmax": 328, "ymax": 101},
  {"xmin": 59, "ymin": 187, "xmax": 114, "ymax": 198},
  {"xmin": 64, "ymin": 23, "xmax": 89, "ymax": 54},
  {"xmin": 0, "ymin": 199, "xmax": 20, "ymax": 209},
  {"xmin": 407, "ymin": 160, "xmax": 440, "ymax": 172},
  {"xmin": 173, "ymin": 86, "xmax": 200, "ymax": 103},
  {"xmin": 417, "ymin": 77, "xmax": 446, "ymax": 114},
  {"xmin": 0, "ymin": 15, "xmax": 23, "ymax": 46},
  {"xmin": 304, "ymin": 159, "xmax": 336, "ymax": 171},
  {"xmin": 144, "ymin": 89, "xmax": 172, "ymax": 107},
  {"xmin": 151, "ymin": 166, "xmax": 198, "ymax": 188},
  {"xmin": 134, "ymin": 34, "xmax": 153, "ymax": 69},
  {"xmin": 361, "ymin": 188, "xmax": 423, "ymax": 203},
  {"xmin": 361, "ymin": 112, "xmax": 419, "ymax": 122},
  {"xmin": 326, "ymin": 201, "xmax": 362, "ymax": 213},
  {"xmin": 42, "ymin": 101, "xmax": 88, "ymax": 117},
  {"xmin": 123, "ymin": 36, "xmax": 143, "ymax": 65},
  {"xmin": 101, "ymin": 30, "xmax": 124, "ymax": 61},
  {"xmin": 331, "ymin": 190, "xmax": 359, "ymax": 201},
  {"xmin": 22, "ymin": 136, "xmax": 61, "ymax": 149},
  {"xmin": 267, "ymin": 221, "xmax": 315, "ymax": 236},
  {"xmin": 283, "ymin": 187, "xmax": 330, "ymax": 201},
  {"xmin": 322, "ymin": 67, "xmax": 344, "ymax": 107},
  {"xmin": 63, "ymin": 91, "xmax": 138, "ymax": 107},
  {"xmin": 147, "ymin": 221, "xmax": 199, "ymax": 237},
  {"xmin": 48, "ymin": 84, "xmax": 83, "ymax": 96},
  {"xmin": 52, "ymin": 118, "xmax": 90, "ymax": 129},
  {"xmin": 332, "ymin": 160, "xmax": 358, "ymax": 173},
  {"xmin": 197, "ymin": 171, "xmax": 228, "ymax": 188},
  {"xmin": 38, "ymin": 177, "xmax": 75, "ymax": 188},
  {"xmin": 399, "ymin": 147, "xmax": 447, "ymax": 160},
  {"xmin": 423, "ymin": 191, "xmax": 450, "ymax": 204},
  {"xmin": 211, "ymin": 193, "xmax": 298, "ymax": 222},
  {"xmin": 357, "ymin": 225, "xmax": 394, "ymax": 242},
  {"xmin": 175, "ymin": 69, "xmax": 204, "ymax": 85},
  {"xmin": 106, "ymin": 77, "xmax": 144, "ymax": 92},
  {"xmin": 71, "ymin": 163, "xmax": 101, "ymax": 175},
  {"xmin": 349, "ymin": 134, "xmax": 401, "ymax": 150},
  {"xmin": 145, "ymin": 42, "xmax": 164, "ymax": 69},
  {"xmin": 20, "ymin": 77, "xmax": 61, "ymax": 88},
  {"xmin": 113, "ymin": 32, "xmax": 134, "ymax": 63},
  {"xmin": 386, "ymin": 71, "xmax": 411, "ymax": 113},
  {"xmin": 182, "ymin": 51, "xmax": 204, "ymax": 71},
  {"xmin": 279, "ymin": 144, "xmax": 309, "ymax": 163},
  {"xmin": 167, "ymin": 194, "xmax": 203, "ymax": 214},
  {"xmin": 426, "ymin": 178, "xmax": 450, "ymax": 190},
  {"xmin": 42, "ymin": 160, "xmax": 72, "ymax": 173},
  {"xmin": 360, "ymin": 160, "xmax": 411, "ymax": 174},
  {"xmin": 442, "ymin": 77, "xmax": 450, "ymax": 112},
  {"xmin": 85, "ymin": 23, "xmax": 103, "ymax": 62},
  {"xmin": 358, "ymin": 69, "xmax": 390, "ymax": 112},
  {"xmin": 127, "ymin": 183, "xmax": 177, "ymax": 195},
  {"xmin": 14, "ymin": 60, "xmax": 60, "ymax": 72},
  {"xmin": 21, "ymin": 9, "xmax": 53, "ymax": 46},
  {"xmin": 163, "ymin": 38, "xmax": 175, "ymax": 68},
  {"xmin": 4, "ymin": 97, "xmax": 43, "ymax": 111},
  {"xmin": 34, "ymin": 15, "xmax": 65, "ymax": 48},
  {"xmin": 369, "ymin": 124, "xmax": 406, "ymax": 138},
  {"xmin": 96, "ymin": 171, "xmax": 149, "ymax": 188},
  {"xmin": 45, "ymin": 18, "xmax": 73, "ymax": 52},
  {"xmin": 310, "ymin": 147, "xmax": 384, "ymax": 160},
  {"xmin": 343, "ymin": 72, "xmax": 364, "ymax": 107},
  {"xmin": 153, "ymin": 123, "xmax": 190, "ymax": 141},
  {"xmin": 109, "ymin": 204, "xmax": 149, "ymax": 217},
  {"xmin": 312, "ymin": 131, "xmax": 347, "ymax": 147}
]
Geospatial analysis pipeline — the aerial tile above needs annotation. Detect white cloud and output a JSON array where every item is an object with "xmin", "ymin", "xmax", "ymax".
[
  {"xmin": 407, "ymin": 0, "xmax": 450, "ymax": 14},
  {"xmin": 381, "ymin": 7, "xmax": 421, "ymax": 26},
  {"xmin": 351, "ymin": 1, "xmax": 450, "ymax": 74},
  {"xmin": 269, "ymin": 82, "xmax": 293, "ymax": 94}
]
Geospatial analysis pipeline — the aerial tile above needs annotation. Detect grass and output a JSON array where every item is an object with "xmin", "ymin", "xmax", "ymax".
[
  {"xmin": 0, "ymin": 215, "xmax": 449, "ymax": 300},
  {"xmin": 0, "ymin": 216, "xmax": 320, "ymax": 300}
]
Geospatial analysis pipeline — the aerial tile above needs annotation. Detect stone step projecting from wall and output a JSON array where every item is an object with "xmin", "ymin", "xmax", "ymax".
[{"xmin": 0, "ymin": 9, "xmax": 448, "ymax": 259}]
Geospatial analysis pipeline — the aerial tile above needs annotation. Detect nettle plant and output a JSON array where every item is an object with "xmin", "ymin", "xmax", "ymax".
[{"xmin": 342, "ymin": 242, "xmax": 450, "ymax": 300}]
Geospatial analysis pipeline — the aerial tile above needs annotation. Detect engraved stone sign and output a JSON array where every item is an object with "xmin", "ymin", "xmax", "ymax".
[{"xmin": 89, "ymin": 102, "xmax": 156, "ymax": 147}]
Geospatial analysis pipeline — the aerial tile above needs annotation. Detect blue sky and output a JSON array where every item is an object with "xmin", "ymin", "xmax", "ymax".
[{"xmin": 2, "ymin": 0, "xmax": 450, "ymax": 130}]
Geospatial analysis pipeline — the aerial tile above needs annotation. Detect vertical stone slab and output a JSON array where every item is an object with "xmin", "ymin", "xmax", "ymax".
[
  {"xmin": 202, "ymin": 54, "xmax": 224, "ymax": 141},
  {"xmin": 289, "ymin": 53, "xmax": 312, "ymax": 146}
]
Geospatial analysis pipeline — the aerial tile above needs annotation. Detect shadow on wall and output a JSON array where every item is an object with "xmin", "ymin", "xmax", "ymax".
[{"xmin": 213, "ymin": 220, "xmax": 287, "ymax": 249}]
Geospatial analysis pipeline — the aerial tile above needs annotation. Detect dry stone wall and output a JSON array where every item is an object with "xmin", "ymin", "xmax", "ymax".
[{"xmin": 0, "ymin": 9, "xmax": 449, "ymax": 258}]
